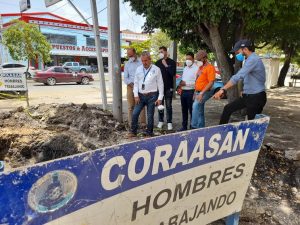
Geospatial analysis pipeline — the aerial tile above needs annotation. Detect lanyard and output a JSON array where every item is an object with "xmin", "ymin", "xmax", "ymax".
[{"xmin": 143, "ymin": 66, "xmax": 152, "ymax": 83}]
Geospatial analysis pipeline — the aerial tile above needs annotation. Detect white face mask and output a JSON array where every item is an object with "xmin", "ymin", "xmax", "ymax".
[
  {"xmin": 129, "ymin": 57, "xmax": 135, "ymax": 62},
  {"xmin": 159, "ymin": 53, "xmax": 164, "ymax": 59},
  {"xmin": 196, "ymin": 61, "xmax": 203, "ymax": 67},
  {"xmin": 186, "ymin": 60, "xmax": 193, "ymax": 67}
]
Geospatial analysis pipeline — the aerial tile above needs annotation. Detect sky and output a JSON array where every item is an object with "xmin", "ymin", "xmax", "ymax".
[{"xmin": 0, "ymin": 0, "xmax": 146, "ymax": 32}]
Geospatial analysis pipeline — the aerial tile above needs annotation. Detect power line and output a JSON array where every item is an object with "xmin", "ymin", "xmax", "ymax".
[
  {"xmin": 83, "ymin": 6, "xmax": 107, "ymax": 22},
  {"xmin": 50, "ymin": 1, "xmax": 69, "ymax": 13}
]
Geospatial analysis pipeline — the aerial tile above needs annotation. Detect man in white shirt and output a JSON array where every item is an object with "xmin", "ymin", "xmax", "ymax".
[
  {"xmin": 123, "ymin": 47, "xmax": 146, "ymax": 127},
  {"xmin": 178, "ymin": 52, "xmax": 198, "ymax": 131},
  {"xmin": 128, "ymin": 51, "xmax": 164, "ymax": 137}
]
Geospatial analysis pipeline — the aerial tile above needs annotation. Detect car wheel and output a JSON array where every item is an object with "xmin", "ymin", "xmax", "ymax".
[
  {"xmin": 81, "ymin": 77, "xmax": 90, "ymax": 85},
  {"xmin": 47, "ymin": 77, "xmax": 56, "ymax": 86},
  {"xmin": 80, "ymin": 69, "xmax": 87, "ymax": 73},
  {"xmin": 24, "ymin": 72, "xmax": 31, "ymax": 79}
]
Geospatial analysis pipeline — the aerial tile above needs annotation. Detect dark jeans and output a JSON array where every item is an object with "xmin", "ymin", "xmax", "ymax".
[
  {"xmin": 220, "ymin": 91, "xmax": 267, "ymax": 124},
  {"xmin": 131, "ymin": 92, "xmax": 158, "ymax": 135},
  {"xmin": 180, "ymin": 89, "xmax": 194, "ymax": 129},
  {"xmin": 158, "ymin": 89, "xmax": 173, "ymax": 123}
]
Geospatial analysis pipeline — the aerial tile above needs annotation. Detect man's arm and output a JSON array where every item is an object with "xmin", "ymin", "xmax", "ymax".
[
  {"xmin": 123, "ymin": 63, "xmax": 130, "ymax": 85},
  {"xmin": 166, "ymin": 59, "xmax": 176, "ymax": 77},
  {"xmin": 157, "ymin": 69, "xmax": 164, "ymax": 101},
  {"xmin": 133, "ymin": 70, "xmax": 139, "ymax": 98},
  {"xmin": 230, "ymin": 57, "xmax": 258, "ymax": 85}
]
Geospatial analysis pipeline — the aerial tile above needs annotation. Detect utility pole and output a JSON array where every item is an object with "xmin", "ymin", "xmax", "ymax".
[
  {"xmin": 90, "ymin": 0, "xmax": 107, "ymax": 110},
  {"xmin": 169, "ymin": 41, "xmax": 177, "ymax": 98},
  {"xmin": 107, "ymin": 0, "xmax": 122, "ymax": 122}
]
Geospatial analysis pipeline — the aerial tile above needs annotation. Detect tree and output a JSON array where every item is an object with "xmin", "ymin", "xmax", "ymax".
[
  {"xmin": 246, "ymin": 0, "xmax": 300, "ymax": 87},
  {"xmin": 149, "ymin": 29, "xmax": 171, "ymax": 59},
  {"xmin": 124, "ymin": 0, "xmax": 296, "ymax": 101},
  {"xmin": 123, "ymin": 39, "xmax": 151, "ymax": 56},
  {"xmin": 2, "ymin": 20, "xmax": 52, "ymax": 106}
]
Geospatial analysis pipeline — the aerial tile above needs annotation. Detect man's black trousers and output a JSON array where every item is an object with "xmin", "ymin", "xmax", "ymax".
[{"xmin": 219, "ymin": 91, "xmax": 267, "ymax": 124}]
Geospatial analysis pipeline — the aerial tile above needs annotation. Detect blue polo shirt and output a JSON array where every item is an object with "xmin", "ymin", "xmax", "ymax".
[{"xmin": 230, "ymin": 53, "xmax": 266, "ymax": 94}]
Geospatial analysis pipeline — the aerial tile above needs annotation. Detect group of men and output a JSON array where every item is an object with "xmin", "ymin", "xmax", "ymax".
[{"xmin": 124, "ymin": 39, "xmax": 267, "ymax": 138}]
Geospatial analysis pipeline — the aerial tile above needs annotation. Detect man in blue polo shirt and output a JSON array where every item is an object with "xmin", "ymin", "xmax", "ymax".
[{"xmin": 214, "ymin": 39, "xmax": 267, "ymax": 124}]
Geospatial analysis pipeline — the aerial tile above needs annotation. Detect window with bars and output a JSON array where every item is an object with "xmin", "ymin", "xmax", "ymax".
[
  {"xmin": 86, "ymin": 37, "xmax": 108, "ymax": 48},
  {"xmin": 43, "ymin": 33, "xmax": 77, "ymax": 45}
]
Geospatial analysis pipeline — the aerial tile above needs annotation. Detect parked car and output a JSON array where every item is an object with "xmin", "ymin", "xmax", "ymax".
[
  {"xmin": 33, "ymin": 66, "xmax": 94, "ymax": 86},
  {"xmin": 0, "ymin": 63, "xmax": 37, "ymax": 78},
  {"xmin": 176, "ymin": 66, "xmax": 226, "ymax": 98},
  {"xmin": 62, "ymin": 62, "xmax": 92, "ymax": 73}
]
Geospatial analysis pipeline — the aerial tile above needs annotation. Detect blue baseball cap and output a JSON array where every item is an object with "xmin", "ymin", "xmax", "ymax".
[{"xmin": 231, "ymin": 39, "xmax": 253, "ymax": 53}]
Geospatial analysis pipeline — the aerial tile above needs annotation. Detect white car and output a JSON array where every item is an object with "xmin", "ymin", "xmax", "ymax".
[{"xmin": 0, "ymin": 63, "xmax": 37, "ymax": 78}]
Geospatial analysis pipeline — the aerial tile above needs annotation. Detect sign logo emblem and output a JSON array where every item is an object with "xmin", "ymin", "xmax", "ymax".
[{"xmin": 28, "ymin": 170, "xmax": 77, "ymax": 213}]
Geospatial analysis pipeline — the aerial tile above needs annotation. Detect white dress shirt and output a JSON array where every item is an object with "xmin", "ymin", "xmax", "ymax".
[
  {"xmin": 133, "ymin": 64, "xmax": 164, "ymax": 100},
  {"xmin": 181, "ymin": 63, "xmax": 198, "ymax": 90},
  {"xmin": 123, "ymin": 57, "xmax": 142, "ymax": 85}
]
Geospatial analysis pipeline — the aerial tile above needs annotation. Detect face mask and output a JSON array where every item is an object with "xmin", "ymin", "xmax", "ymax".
[
  {"xmin": 186, "ymin": 60, "xmax": 193, "ymax": 67},
  {"xmin": 159, "ymin": 53, "xmax": 164, "ymax": 59},
  {"xmin": 129, "ymin": 57, "xmax": 135, "ymax": 62},
  {"xmin": 196, "ymin": 61, "xmax": 203, "ymax": 67},
  {"xmin": 236, "ymin": 53, "xmax": 245, "ymax": 62}
]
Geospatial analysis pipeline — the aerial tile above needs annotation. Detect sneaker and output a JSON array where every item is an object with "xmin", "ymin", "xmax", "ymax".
[
  {"xmin": 157, "ymin": 122, "xmax": 164, "ymax": 129},
  {"xmin": 167, "ymin": 123, "xmax": 173, "ymax": 130}
]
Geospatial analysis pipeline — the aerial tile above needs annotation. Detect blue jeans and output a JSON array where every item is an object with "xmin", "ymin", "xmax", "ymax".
[
  {"xmin": 191, "ymin": 91, "xmax": 212, "ymax": 128},
  {"xmin": 158, "ymin": 89, "xmax": 173, "ymax": 123},
  {"xmin": 131, "ymin": 92, "xmax": 158, "ymax": 135}
]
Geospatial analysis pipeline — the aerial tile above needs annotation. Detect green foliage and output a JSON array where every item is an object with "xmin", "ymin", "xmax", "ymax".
[
  {"xmin": 150, "ymin": 30, "xmax": 171, "ymax": 52},
  {"xmin": 123, "ymin": 39, "xmax": 151, "ymax": 56},
  {"xmin": 2, "ymin": 20, "xmax": 51, "ymax": 65}
]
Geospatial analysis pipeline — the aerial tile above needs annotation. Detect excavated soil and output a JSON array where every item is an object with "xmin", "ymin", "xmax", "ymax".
[{"xmin": 0, "ymin": 103, "xmax": 127, "ymax": 170}]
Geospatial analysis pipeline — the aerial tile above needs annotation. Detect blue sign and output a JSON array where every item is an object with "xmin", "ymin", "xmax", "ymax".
[{"xmin": 0, "ymin": 116, "xmax": 269, "ymax": 225}]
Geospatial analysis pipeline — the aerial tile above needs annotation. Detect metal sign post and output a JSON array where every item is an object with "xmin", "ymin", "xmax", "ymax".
[{"xmin": 0, "ymin": 116, "xmax": 269, "ymax": 224}]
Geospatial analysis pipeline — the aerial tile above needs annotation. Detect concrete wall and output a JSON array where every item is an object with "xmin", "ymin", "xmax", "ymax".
[{"xmin": 262, "ymin": 58, "xmax": 280, "ymax": 89}]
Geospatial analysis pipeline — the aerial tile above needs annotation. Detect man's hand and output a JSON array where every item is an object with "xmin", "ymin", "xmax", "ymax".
[
  {"xmin": 179, "ymin": 80, "xmax": 186, "ymax": 87},
  {"xmin": 162, "ymin": 59, "xmax": 168, "ymax": 68},
  {"xmin": 135, "ymin": 97, "xmax": 140, "ymax": 104},
  {"xmin": 196, "ymin": 93, "xmax": 204, "ymax": 102},
  {"xmin": 128, "ymin": 83, "xmax": 134, "ymax": 88},
  {"xmin": 155, "ymin": 100, "xmax": 162, "ymax": 106},
  {"xmin": 213, "ymin": 89, "xmax": 225, "ymax": 100}
]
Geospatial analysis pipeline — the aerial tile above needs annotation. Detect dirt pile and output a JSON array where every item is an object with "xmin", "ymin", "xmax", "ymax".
[
  {"xmin": 240, "ymin": 145, "xmax": 300, "ymax": 225},
  {"xmin": 0, "ymin": 103, "xmax": 127, "ymax": 169}
]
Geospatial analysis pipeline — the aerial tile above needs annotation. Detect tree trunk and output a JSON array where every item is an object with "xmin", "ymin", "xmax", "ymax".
[
  {"xmin": 277, "ymin": 45, "xmax": 294, "ymax": 87},
  {"xmin": 208, "ymin": 25, "xmax": 239, "ymax": 103}
]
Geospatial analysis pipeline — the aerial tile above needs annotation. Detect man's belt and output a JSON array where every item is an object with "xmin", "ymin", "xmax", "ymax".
[
  {"xmin": 242, "ymin": 91, "xmax": 265, "ymax": 97},
  {"xmin": 139, "ymin": 91, "xmax": 158, "ymax": 96}
]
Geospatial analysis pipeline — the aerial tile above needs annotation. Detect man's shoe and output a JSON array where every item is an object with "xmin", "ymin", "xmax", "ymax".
[
  {"xmin": 177, "ymin": 127, "xmax": 187, "ymax": 132},
  {"xmin": 167, "ymin": 123, "xmax": 173, "ymax": 130},
  {"xmin": 157, "ymin": 122, "xmax": 164, "ymax": 129}
]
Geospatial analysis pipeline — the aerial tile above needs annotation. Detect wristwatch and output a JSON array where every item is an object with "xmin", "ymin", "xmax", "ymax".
[{"xmin": 221, "ymin": 88, "xmax": 227, "ymax": 95}]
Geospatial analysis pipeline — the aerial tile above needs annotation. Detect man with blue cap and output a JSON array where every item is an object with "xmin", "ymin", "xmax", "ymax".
[{"xmin": 213, "ymin": 39, "xmax": 267, "ymax": 124}]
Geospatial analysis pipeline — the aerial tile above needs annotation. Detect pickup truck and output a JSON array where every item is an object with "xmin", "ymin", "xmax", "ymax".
[{"xmin": 62, "ymin": 62, "xmax": 92, "ymax": 73}]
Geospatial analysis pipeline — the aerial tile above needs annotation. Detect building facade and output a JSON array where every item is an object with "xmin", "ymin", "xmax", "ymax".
[{"xmin": 0, "ymin": 12, "xmax": 149, "ymax": 69}]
